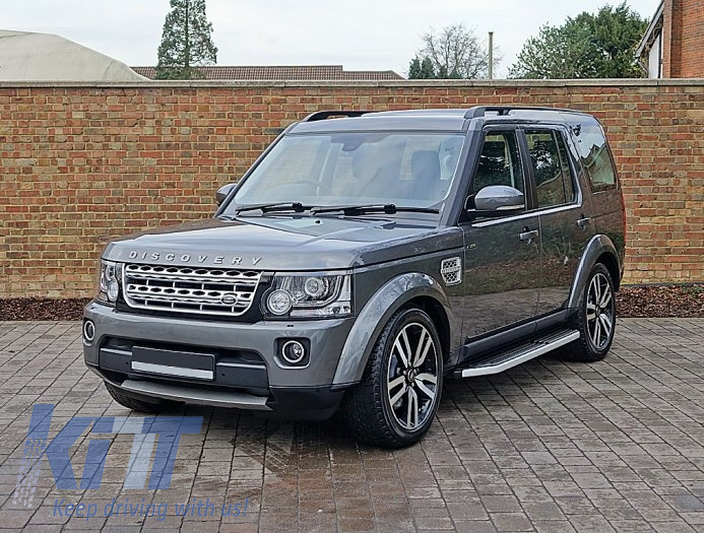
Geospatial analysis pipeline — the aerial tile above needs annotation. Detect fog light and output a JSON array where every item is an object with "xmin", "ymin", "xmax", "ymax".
[
  {"xmin": 83, "ymin": 319, "xmax": 96, "ymax": 343},
  {"xmin": 281, "ymin": 340, "xmax": 306, "ymax": 365}
]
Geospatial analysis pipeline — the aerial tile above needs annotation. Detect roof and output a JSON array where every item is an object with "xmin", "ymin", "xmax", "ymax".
[
  {"xmin": 0, "ymin": 30, "xmax": 147, "ymax": 81},
  {"xmin": 131, "ymin": 65, "xmax": 404, "ymax": 81},
  {"xmin": 290, "ymin": 107, "xmax": 596, "ymax": 134},
  {"xmin": 635, "ymin": 0, "xmax": 665, "ymax": 57}
]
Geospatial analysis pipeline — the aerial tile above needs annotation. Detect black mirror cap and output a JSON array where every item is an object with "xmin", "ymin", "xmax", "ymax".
[{"xmin": 216, "ymin": 183, "xmax": 236, "ymax": 206}]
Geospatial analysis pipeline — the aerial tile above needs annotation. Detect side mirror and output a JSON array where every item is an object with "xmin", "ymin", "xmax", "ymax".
[
  {"xmin": 473, "ymin": 185, "xmax": 524, "ymax": 212},
  {"xmin": 216, "ymin": 183, "xmax": 236, "ymax": 206}
]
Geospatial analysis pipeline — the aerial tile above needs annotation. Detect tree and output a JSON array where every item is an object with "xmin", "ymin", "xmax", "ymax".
[
  {"xmin": 508, "ymin": 22, "xmax": 597, "ymax": 79},
  {"xmin": 156, "ymin": 0, "xmax": 218, "ymax": 80},
  {"xmin": 411, "ymin": 24, "xmax": 494, "ymax": 79},
  {"xmin": 579, "ymin": 2, "xmax": 649, "ymax": 77},
  {"xmin": 408, "ymin": 56, "xmax": 436, "ymax": 79},
  {"xmin": 509, "ymin": 2, "xmax": 647, "ymax": 79}
]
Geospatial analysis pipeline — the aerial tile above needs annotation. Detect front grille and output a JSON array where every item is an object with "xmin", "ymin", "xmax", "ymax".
[{"xmin": 122, "ymin": 263, "xmax": 261, "ymax": 317}]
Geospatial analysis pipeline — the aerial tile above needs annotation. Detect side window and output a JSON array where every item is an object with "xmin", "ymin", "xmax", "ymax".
[
  {"xmin": 525, "ymin": 129, "xmax": 575, "ymax": 208},
  {"xmin": 573, "ymin": 123, "xmax": 617, "ymax": 191},
  {"xmin": 556, "ymin": 132, "xmax": 575, "ymax": 202},
  {"xmin": 471, "ymin": 131, "xmax": 524, "ymax": 195}
]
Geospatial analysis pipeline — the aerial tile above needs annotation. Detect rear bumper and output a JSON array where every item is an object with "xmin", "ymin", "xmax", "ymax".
[{"xmin": 83, "ymin": 301, "xmax": 353, "ymax": 417}]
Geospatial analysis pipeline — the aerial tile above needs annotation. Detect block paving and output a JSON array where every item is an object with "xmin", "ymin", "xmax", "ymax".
[{"xmin": 0, "ymin": 318, "xmax": 703, "ymax": 532}]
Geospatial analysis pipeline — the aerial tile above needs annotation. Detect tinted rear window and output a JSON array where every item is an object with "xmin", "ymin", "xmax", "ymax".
[{"xmin": 573, "ymin": 123, "xmax": 617, "ymax": 191}]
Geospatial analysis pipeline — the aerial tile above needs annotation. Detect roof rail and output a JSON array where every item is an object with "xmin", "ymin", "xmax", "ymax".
[
  {"xmin": 302, "ymin": 110, "xmax": 370, "ymax": 122},
  {"xmin": 464, "ymin": 106, "xmax": 582, "ymax": 119}
]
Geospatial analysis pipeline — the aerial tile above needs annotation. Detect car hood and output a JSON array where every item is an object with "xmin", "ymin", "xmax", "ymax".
[{"xmin": 103, "ymin": 216, "xmax": 462, "ymax": 270}]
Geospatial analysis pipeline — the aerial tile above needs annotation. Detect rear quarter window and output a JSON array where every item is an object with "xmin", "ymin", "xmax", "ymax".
[{"xmin": 573, "ymin": 123, "xmax": 618, "ymax": 191}]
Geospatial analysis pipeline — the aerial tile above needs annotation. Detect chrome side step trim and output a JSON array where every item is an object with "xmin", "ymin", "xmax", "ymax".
[
  {"xmin": 458, "ymin": 330, "xmax": 580, "ymax": 378},
  {"xmin": 120, "ymin": 379, "xmax": 271, "ymax": 410}
]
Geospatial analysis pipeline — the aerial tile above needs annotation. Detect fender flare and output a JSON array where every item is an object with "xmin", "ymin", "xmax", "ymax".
[
  {"xmin": 566, "ymin": 234, "xmax": 622, "ymax": 310},
  {"xmin": 332, "ymin": 272, "xmax": 454, "ymax": 387}
]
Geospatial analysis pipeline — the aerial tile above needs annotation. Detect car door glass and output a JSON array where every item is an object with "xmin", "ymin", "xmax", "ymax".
[
  {"xmin": 573, "ymin": 123, "xmax": 617, "ymax": 191},
  {"xmin": 471, "ymin": 132, "xmax": 525, "ymax": 195},
  {"xmin": 526, "ymin": 129, "xmax": 575, "ymax": 208},
  {"xmin": 556, "ymin": 132, "xmax": 575, "ymax": 202}
]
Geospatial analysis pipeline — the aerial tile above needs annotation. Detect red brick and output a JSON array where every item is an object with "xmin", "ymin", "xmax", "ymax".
[{"xmin": 0, "ymin": 82, "xmax": 702, "ymax": 297}]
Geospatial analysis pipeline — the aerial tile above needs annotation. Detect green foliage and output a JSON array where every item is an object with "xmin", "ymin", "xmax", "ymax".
[
  {"xmin": 156, "ymin": 0, "xmax": 218, "ymax": 80},
  {"xmin": 408, "ymin": 56, "xmax": 436, "ymax": 79},
  {"xmin": 509, "ymin": 1, "xmax": 648, "ymax": 79},
  {"xmin": 410, "ymin": 24, "xmax": 494, "ymax": 79},
  {"xmin": 682, "ymin": 284, "xmax": 704, "ymax": 297}
]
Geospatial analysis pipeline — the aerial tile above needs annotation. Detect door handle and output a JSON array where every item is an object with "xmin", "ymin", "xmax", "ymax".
[
  {"xmin": 576, "ymin": 216, "xmax": 591, "ymax": 230},
  {"xmin": 519, "ymin": 229, "xmax": 539, "ymax": 243}
]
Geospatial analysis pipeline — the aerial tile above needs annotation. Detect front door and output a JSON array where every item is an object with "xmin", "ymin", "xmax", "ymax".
[{"xmin": 459, "ymin": 129, "xmax": 541, "ymax": 340}]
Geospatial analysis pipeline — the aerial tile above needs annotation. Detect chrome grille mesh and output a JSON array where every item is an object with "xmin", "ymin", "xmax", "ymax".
[{"xmin": 123, "ymin": 264, "xmax": 261, "ymax": 317}]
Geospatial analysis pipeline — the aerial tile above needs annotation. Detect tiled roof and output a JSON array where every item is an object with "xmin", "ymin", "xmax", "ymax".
[{"xmin": 130, "ymin": 65, "xmax": 404, "ymax": 81}]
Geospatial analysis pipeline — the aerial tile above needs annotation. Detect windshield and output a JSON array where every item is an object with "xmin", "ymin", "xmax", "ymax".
[{"xmin": 225, "ymin": 131, "xmax": 464, "ymax": 215}]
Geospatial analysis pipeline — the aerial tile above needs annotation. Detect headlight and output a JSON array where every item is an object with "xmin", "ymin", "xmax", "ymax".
[
  {"xmin": 264, "ymin": 273, "xmax": 352, "ymax": 318},
  {"xmin": 96, "ymin": 260, "xmax": 121, "ymax": 305}
]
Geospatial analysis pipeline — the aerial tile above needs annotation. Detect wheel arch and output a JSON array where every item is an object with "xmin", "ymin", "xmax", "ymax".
[
  {"xmin": 567, "ymin": 234, "xmax": 623, "ymax": 310},
  {"xmin": 597, "ymin": 250, "xmax": 622, "ymax": 292},
  {"xmin": 332, "ymin": 272, "xmax": 457, "ymax": 387},
  {"xmin": 409, "ymin": 295, "xmax": 451, "ymax": 368}
]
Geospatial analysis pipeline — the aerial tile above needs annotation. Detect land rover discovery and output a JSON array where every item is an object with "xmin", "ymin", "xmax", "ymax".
[{"xmin": 83, "ymin": 107, "xmax": 626, "ymax": 448}]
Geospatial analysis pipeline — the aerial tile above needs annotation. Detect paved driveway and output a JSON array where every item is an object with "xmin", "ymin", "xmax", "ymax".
[{"xmin": 1, "ymin": 319, "xmax": 703, "ymax": 532}]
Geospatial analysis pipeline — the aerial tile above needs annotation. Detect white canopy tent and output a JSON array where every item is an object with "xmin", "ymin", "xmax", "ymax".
[{"xmin": 0, "ymin": 30, "xmax": 147, "ymax": 81}]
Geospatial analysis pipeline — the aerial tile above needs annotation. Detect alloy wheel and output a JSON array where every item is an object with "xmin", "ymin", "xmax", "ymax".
[
  {"xmin": 585, "ymin": 272, "xmax": 615, "ymax": 350},
  {"xmin": 386, "ymin": 322, "xmax": 439, "ymax": 431}
]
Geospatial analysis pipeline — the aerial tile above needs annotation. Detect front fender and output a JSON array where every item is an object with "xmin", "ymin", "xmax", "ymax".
[
  {"xmin": 332, "ymin": 272, "xmax": 454, "ymax": 387},
  {"xmin": 567, "ymin": 234, "xmax": 622, "ymax": 310}
]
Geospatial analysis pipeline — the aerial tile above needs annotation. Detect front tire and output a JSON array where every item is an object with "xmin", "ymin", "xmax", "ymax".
[
  {"xmin": 344, "ymin": 307, "xmax": 443, "ymax": 448},
  {"xmin": 566, "ymin": 263, "xmax": 616, "ymax": 362}
]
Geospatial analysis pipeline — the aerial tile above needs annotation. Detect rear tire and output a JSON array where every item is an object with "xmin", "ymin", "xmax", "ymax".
[
  {"xmin": 344, "ymin": 307, "xmax": 443, "ymax": 448},
  {"xmin": 565, "ymin": 263, "xmax": 616, "ymax": 362},
  {"xmin": 104, "ymin": 382, "xmax": 177, "ymax": 413}
]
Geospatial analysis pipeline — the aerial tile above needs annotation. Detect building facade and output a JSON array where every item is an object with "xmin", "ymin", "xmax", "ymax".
[{"xmin": 636, "ymin": 0, "xmax": 704, "ymax": 78}]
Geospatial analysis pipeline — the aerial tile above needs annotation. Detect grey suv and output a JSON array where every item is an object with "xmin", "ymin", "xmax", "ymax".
[{"xmin": 83, "ymin": 107, "xmax": 625, "ymax": 448}]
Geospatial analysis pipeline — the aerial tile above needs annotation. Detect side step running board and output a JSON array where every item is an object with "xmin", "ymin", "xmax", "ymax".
[{"xmin": 456, "ymin": 329, "xmax": 580, "ymax": 378}]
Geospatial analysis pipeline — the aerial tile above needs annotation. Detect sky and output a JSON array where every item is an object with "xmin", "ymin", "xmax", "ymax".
[{"xmin": 2, "ymin": 0, "xmax": 660, "ymax": 78}]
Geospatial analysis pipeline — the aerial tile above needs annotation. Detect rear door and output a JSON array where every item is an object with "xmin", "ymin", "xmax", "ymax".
[{"xmin": 522, "ymin": 126, "xmax": 595, "ymax": 316}]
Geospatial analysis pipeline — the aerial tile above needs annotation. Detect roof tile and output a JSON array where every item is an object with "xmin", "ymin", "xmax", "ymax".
[{"xmin": 131, "ymin": 65, "xmax": 404, "ymax": 81}]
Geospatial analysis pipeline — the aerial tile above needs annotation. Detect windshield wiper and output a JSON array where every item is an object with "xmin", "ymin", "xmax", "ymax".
[
  {"xmin": 310, "ymin": 204, "xmax": 440, "ymax": 216},
  {"xmin": 234, "ymin": 202, "xmax": 309, "ymax": 215}
]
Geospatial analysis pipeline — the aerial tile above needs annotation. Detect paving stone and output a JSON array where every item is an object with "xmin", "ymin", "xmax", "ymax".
[
  {"xmin": 490, "ymin": 512, "xmax": 533, "ymax": 531},
  {"xmin": 1, "ymin": 319, "xmax": 704, "ymax": 531}
]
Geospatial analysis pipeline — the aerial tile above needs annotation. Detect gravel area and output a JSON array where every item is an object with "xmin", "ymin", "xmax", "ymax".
[
  {"xmin": 1, "ymin": 284, "xmax": 702, "ymax": 320},
  {"xmin": 616, "ymin": 284, "xmax": 704, "ymax": 318},
  {"xmin": 0, "ymin": 297, "xmax": 91, "ymax": 321}
]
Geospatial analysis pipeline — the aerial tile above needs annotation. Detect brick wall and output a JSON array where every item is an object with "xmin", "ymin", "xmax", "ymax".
[
  {"xmin": 663, "ymin": 0, "xmax": 676, "ymax": 78},
  {"xmin": 677, "ymin": 0, "xmax": 704, "ymax": 77},
  {"xmin": 1, "ymin": 80, "xmax": 703, "ymax": 298},
  {"xmin": 663, "ymin": 0, "xmax": 704, "ymax": 77}
]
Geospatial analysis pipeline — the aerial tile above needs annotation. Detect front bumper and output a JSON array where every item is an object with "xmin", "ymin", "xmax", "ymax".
[{"xmin": 83, "ymin": 302, "xmax": 355, "ymax": 416}]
